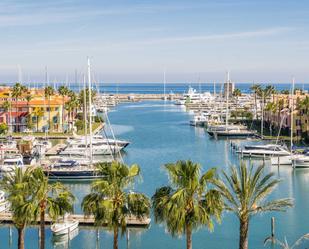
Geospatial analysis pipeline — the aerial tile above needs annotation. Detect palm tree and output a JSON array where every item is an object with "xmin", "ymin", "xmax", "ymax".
[
  {"xmin": 215, "ymin": 163, "xmax": 293, "ymax": 249},
  {"xmin": 1, "ymin": 100, "xmax": 11, "ymax": 132},
  {"xmin": 264, "ymin": 85, "xmax": 277, "ymax": 102},
  {"xmin": 58, "ymin": 85, "xmax": 69, "ymax": 132},
  {"xmin": 265, "ymin": 102, "xmax": 278, "ymax": 134},
  {"xmin": 250, "ymin": 84, "xmax": 261, "ymax": 119},
  {"xmin": 233, "ymin": 88, "xmax": 242, "ymax": 117},
  {"xmin": 264, "ymin": 233, "xmax": 309, "ymax": 249},
  {"xmin": 22, "ymin": 167, "xmax": 74, "ymax": 249},
  {"xmin": 44, "ymin": 86, "xmax": 55, "ymax": 133},
  {"xmin": 32, "ymin": 107, "xmax": 45, "ymax": 132},
  {"xmin": 152, "ymin": 160, "xmax": 223, "ymax": 249},
  {"xmin": 82, "ymin": 161, "xmax": 150, "ymax": 249},
  {"xmin": 299, "ymin": 96, "xmax": 309, "ymax": 115},
  {"xmin": 12, "ymin": 83, "xmax": 27, "ymax": 132},
  {"xmin": 0, "ymin": 168, "xmax": 35, "ymax": 249},
  {"xmin": 25, "ymin": 94, "xmax": 32, "ymax": 112},
  {"xmin": 281, "ymin": 89, "xmax": 290, "ymax": 95}
]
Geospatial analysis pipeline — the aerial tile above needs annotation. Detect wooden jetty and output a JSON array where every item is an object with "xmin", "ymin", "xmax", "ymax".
[{"xmin": 0, "ymin": 212, "xmax": 151, "ymax": 227}]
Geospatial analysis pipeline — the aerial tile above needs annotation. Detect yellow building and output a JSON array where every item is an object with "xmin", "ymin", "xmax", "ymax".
[{"xmin": 0, "ymin": 87, "xmax": 70, "ymax": 132}]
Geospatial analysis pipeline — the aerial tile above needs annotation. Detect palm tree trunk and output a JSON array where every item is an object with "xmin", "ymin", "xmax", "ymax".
[
  {"xmin": 16, "ymin": 99, "xmax": 18, "ymax": 132},
  {"xmin": 17, "ymin": 226, "xmax": 25, "ymax": 249},
  {"xmin": 239, "ymin": 219, "xmax": 249, "ymax": 249},
  {"xmin": 48, "ymin": 97, "xmax": 51, "ymax": 133},
  {"xmin": 62, "ymin": 97, "xmax": 64, "ymax": 132},
  {"xmin": 254, "ymin": 94, "xmax": 257, "ymax": 119},
  {"xmin": 40, "ymin": 208, "xmax": 45, "ymax": 249},
  {"xmin": 113, "ymin": 226, "xmax": 118, "ymax": 249},
  {"xmin": 186, "ymin": 224, "xmax": 192, "ymax": 249}
]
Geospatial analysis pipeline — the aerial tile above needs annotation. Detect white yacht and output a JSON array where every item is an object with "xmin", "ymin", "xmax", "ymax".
[
  {"xmin": 68, "ymin": 135, "xmax": 130, "ymax": 148},
  {"xmin": 292, "ymin": 152, "xmax": 309, "ymax": 168},
  {"xmin": 207, "ymin": 125, "xmax": 255, "ymax": 137},
  {"xmin": 190, "ymin": 114, "xmax": 208, "ymax": 126},
  {"xmin": 59, "ymin": 143, "xmax": 122, "ymax": 156},
  {"xmin": 0, "ymin": 191, "xmax": 10, "ymax": 213},
  {"xmin": 175, "ymin": 87, "xmax": 210, "ymax": 105},
  {"xmin": 0, "ymin": 154, "xmax": 24, "ymax": 173},
  {"xmin": 51, "ymin": 220, "xmax": 79, "ymax": 236},
  {"xmin": 237, "ymin": 144, "xmax": 290, "ymax": 158}
]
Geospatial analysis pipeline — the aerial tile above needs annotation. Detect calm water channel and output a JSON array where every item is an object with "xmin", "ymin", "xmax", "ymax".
[{"xmin": 1, "ymin": 100, "xmax": 309, "ymax": 249}]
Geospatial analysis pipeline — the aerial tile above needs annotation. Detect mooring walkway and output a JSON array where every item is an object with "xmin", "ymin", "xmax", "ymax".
[{"xmin": 0, "ymin": 212, "xmax": 150, "ymax": 227}]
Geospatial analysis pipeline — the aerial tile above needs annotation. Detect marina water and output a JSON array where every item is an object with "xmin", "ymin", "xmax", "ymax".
[{"xmin": 1, "ymin": 100, "xmax": 309, "ymax": 249}]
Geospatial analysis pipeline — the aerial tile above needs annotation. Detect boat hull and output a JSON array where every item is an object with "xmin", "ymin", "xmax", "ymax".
[
  {"xmin": 207, "ymin": 131, "xmax": 255, "ymax": 138},
  {"xmin": 270, "ymin": 156, "xmax": 292, "ymax": 165},
  {"xmin": 51, "ymin": 221, "xmax": 79, "ymax": 236},
  {"xmin": 44, "ymin": 170, "xmax": 100, "ymax": 180}
]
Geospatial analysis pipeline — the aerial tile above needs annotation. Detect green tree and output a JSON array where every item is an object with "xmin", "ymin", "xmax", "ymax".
[
  {"xmin": 12, "ymin": 83, "xmax": 27, "ymax": 132},
  {"xmin": 233, "ymin": 88, "xmax": 242, "ymax": 115},
  {"xmin": 23, "ymin": 167, "xmax": 74, "ymax": 249},
  {"xmin": 281, "ymin": 90, "xmax": 290, "ymax": 95},
  {"xmin": 0, "ymin": 123, "xmax": 8, "ymax": 134},
  {"xmin": 44, "ymin": 86, "xmax": 55, "ymax": 133},
  {"xmin": 152, "ymin": 160, "xmax": 223, "ymax": 249},
  {"xmin": 299, "ymin": 96, "xmax": 309, "ymax": 115},
  {"xmin": 82, "ymin": 161, "xmax": 150, "ymax": 249},
  {"xmin": 0, "ymin": 168, "xmax": 34, "ymax": 249},
  {"xmin": 32, "ymin": 107, "xmax": 45, "ymax": 132},
  {"xmin": 215, "ymin": 163, "xmax": 293, "ymax": 249},
  {"xmin": 58, "ymin": 85, "xmax": 70, "ymax": 132},
  {"xmin": 25, "ymin": 94, "xmax": 32, "ymax": 112},
  {"xmin": 1, "ymin": 100, "xmax": 11, "ymax": 132},
  {"xmin": 250, "ymin": 84, "xmax": 261, "ymax": 119}
]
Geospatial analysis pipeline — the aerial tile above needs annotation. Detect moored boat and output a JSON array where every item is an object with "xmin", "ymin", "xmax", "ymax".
[
  {"xmin": 237, "ymin": 144, "xmax": 290, "ymax": 158},
  {"xmin": 0, "ymin": 190, "xmax": 10, "ymax": 213},
  {"xmin": 51, "ymin": 220, "xmax": 79, "ymax": 236}
]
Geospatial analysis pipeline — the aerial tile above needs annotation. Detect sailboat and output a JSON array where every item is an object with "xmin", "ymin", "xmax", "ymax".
[
  {"xmin": 270, "ymin": 78, "xmax": 302, "ymax": 166},
  {"xmin": 207, "ymin": 72, "xmax": 255, "ymax": 138}
]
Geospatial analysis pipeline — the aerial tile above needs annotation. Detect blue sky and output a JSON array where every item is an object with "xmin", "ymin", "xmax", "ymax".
[{"xmin": 0, "ymin": 0, "xmax": 308, "ymax": 83}]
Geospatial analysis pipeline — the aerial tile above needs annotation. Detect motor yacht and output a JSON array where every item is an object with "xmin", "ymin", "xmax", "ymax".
[
  {"xmin": 237, "ymin": 144, "xmax": 290, "ymax": 158},
  {"xmin": 0, "ymin": 190, "xmax": 10, "ymax": 213},
  {"xmin": 59, "ymin": 143, "xmax": 123, "ymax": 156},
  {"xmin": 292, "ymin": 152, "xmax": 309, "ymax": 168},
  {"xmin": 207, "ymin": 125, "xmax": 255, "ymax": 138},
  {"xmin": 51, "ymin": 219, "xmax": 79, "ymax": 236},
  {"xmin": 190, "ymin": 114, "xmax": 208, "ymax": 126},
  {"xmin": 0, "ymin": 154, "xmax": 24, "ymax": 173},
  {"xmin": 68, "ymin": 135, "xmax": 130, "ymax": 148}
]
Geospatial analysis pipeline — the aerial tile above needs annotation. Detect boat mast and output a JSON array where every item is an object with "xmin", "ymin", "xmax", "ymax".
[
  {"xmin": 261, "ymin": 91, "xmax": 264, "ymax": 137},
  {"xmin": 17, "ymin": 64, "xmax": 22, "ymax": 84},
  {"xmin": 290, "ymin": 77, "xmax": 295, "ymax": 154},
  {"xmin": 225, "ymin": 71, "xmax": 230, "ymax": 130},
  {"xmin": 87, "ymin": 58, "xmax": 93, "ymax": 164},
  {"xmin": 163, "ymin": 70, "xmax": 166, "ymax": 101},
  {"xmin": 83, "ymin": 74, "xmax": 88, "ymax": 153}
]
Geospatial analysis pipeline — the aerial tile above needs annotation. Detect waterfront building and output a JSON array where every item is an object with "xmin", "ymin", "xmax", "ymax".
[
  {"xmin": 264, "ymin": 91, "xmax": 308, "ymax": 140},
  {"xmin": 0, "ymin": 87, "xmax": 70, "ymax": 132}
]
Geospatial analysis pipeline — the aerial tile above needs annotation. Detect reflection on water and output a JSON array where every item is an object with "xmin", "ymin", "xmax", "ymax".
[{"xmin": 52, "ymin": 228, "xmax": 79, "ymax": 248}]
